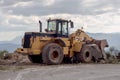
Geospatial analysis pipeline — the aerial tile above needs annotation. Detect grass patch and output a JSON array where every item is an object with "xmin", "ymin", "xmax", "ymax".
[
  {"xmin": 15, "ymin": 66, "xmax": 25, "ymax": 70},
  {"xmin": 106, "ymin": 59, "xmax": 120, "ymax": 64},
  {"xmin": 0, "ymin": 66, "xmax": 8, "ymax": 71},
  {"xmin": 0, "ymin": 65, "xmax": 25, "ymax": 71}
]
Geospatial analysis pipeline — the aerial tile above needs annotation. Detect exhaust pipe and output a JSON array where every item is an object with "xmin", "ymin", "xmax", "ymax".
[{"xmin": 39, "ymin": 20, "xmax": 42, "ymax": 32}]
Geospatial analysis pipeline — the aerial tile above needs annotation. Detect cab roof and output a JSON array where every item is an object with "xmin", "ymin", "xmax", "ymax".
[{"xmin": 47, "ymin": 18, "xmax": 69, "ymax": 22}]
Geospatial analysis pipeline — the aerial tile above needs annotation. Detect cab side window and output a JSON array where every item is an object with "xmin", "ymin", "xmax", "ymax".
[
  {"xmin": 58, "ymin": 23, "xmax": 61, "ymax": 34},
  {"xmin": 62, "ymin": 22, "xmax": 68, "ymax": 36}
]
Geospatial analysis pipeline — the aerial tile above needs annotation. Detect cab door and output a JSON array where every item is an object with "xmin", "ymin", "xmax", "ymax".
[{"xmin": 57, "ymin": 21, "xmax": 68, "ymax": 37}]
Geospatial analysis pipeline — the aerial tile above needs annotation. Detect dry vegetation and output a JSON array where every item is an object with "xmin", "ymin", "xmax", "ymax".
[{"xmin": 0, "ymin": 47, "xmax": 120, "ymax": 71}]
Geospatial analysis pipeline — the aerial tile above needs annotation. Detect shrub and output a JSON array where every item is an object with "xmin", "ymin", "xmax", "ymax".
[{"xmin": 0, "ymin": 50, "xmax": 8, "ymax": 59}]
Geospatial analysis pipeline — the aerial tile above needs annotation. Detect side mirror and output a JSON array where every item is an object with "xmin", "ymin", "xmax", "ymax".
[
  {"xmin": 45, "ymin": 29, "xmax": 48, "ymax": 32},
  {"xmin": 70, "ymin": 21, "xmax": 74, "ymax": 28}
]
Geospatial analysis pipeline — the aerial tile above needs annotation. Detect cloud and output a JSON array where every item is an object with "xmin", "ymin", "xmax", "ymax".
[
  {"xmin": 0, "ymin": 0, "xmax": 120, "ymax": 41},
  {"xmin": 0, "ymin": 31, "xmax": 24, "ymax": 41},
  {"xmin": 0, "ymin": 0, "xmax": 119, "ymax": 16},
  {"xmin": 43, "ymin": 0, "xmax": 55, "ymax": 6},
  {"xmin": 0, "ymin": 12, "xmax": 40, "ymax": 32},
  {"xmin": 2, "ymin": 13, "xmax": 119, "ymax": 33},
  {"xmin": 12, "ymin": 1, "xmax": 33, "ymax": 7}
]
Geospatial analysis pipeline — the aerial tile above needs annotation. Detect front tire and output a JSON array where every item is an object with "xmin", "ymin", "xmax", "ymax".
[{"xmin": 77, "ymin": 45, "xmax": 92, "ymax": 63}]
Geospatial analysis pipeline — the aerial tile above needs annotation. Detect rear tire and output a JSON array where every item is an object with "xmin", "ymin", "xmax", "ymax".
[
  {"xmin": 42, "ymin": 43, "xmax": 63, "ymax": 65},
  {"xmin": 28, "ymin": 55, "xmax": 42, "ymax": 63}
]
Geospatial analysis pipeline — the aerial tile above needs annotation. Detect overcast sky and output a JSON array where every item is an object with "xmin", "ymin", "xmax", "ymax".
[{"xmin": 0, "ymin": 0, "xmax": 120, "ymax": 41}]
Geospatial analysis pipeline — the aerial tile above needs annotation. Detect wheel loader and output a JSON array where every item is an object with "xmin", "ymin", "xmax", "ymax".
[{"xmin": 16, "ymin": 18, "xmax": 108, "ymax": 64}]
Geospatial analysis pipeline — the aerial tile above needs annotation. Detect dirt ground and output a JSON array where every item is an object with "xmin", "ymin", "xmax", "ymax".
[{"xmin": 0, "ymin": 64, "xmax": 120, "ymax": 80}]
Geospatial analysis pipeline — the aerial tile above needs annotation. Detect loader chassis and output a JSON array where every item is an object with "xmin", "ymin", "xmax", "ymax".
[{"xmin": 16, "ymin": 19, "xmax": 108, "ymax": 64}]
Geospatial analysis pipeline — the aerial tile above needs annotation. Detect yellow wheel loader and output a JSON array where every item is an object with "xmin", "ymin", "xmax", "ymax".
[{"xmin": 16, "ymin": 19, "xmax": 108, "ymax": 64}]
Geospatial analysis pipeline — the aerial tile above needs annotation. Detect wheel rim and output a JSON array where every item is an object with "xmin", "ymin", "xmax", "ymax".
[
  {"xmin": 49, "ymin": 48, "xmax": 61, "ymax": 63},
  {"xmin": 83, "ymin": 51, "xmax": 92, "ymax": 62},
  {"xmin": 51, "ymin": 50, "xmax": 59, "ymax": 60},
  {"xmin": 85, "ymin": 51, "xmax": 90, "ymax": 58}
]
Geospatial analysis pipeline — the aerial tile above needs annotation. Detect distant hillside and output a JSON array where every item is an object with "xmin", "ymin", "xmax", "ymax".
[
  {"xmin": 0, "ymin": 36, "xmax": 22, "ymax": 52},
  {"xmin": 87, "ymin": 33, "xmax": 120, "ymax": 50},
  {"xmin": 0, "ymin": 33, "xmax": 120, "ymax": 52},
  {"xmin": 0, "ymin": 43, "xmax": 20, "ymax": 53},
  {"xmin": 0, "ymin": 36, "xmax": 22, "ymax": 45}
]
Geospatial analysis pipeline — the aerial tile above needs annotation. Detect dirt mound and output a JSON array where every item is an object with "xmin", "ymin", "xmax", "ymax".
[{"xmin": 0, "ymin": 53, "xmax": 31, "ymax": 65}]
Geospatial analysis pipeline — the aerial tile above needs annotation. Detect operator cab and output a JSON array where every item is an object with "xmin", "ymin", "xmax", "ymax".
[{"xmin": 46, "ymin": 19, "xmax": 74, "ymax": 37}]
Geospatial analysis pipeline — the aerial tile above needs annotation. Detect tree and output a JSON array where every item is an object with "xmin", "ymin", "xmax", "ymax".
[
  {"xmin": 109, "ymin": 47, "xmax": 115, "ymax": 55},
  {"xmin": 109, "ymin": 47, "xmax": 120, "ymax": 59},
  {"xmin": 118, "ymin": 52, "xmax": 120, "ymax": 56},
  {"xmin": 0, "ymin": 50, "xmax": 8, "ymax": 59}
]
